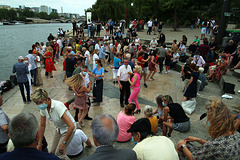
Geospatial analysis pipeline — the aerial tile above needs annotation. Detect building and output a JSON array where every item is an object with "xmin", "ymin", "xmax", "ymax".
[
  {"xmin": 0, "ymin": 5, "xmax": 11, "ymax": 9},
  {"xmin": 40, "ymin": 5, "xmax": 48, "ymax": 14},
  {"xmin": 18, "ymin": 5, "xmax": 25, "ymax": 10},
  {"xmin": 52, "ymin": 9, "xmax": 57, "ymax": 13},
  {"xmin": 48, "ymin": 7, "xmax": 52, "ymax": 15},
  {"xmin": 31, "ymin": 7, "xmax": 40, "ymax": 13}
]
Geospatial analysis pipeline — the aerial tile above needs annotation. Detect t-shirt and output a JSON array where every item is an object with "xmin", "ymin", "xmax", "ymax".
[
  {"xmin": 92, "ymin": 67, "xmax": 104, "ymax": 79},
  {"xmin": 168, "ymin": 103, "xmax": 189, "ymax": 123},
  {"xmin": 172, "ymin": 52, "xmax": 179, "ymax": 62},
  {"xmin": 40, "ymin": 100, "xmax": 76, "ymax": 134},
  {"xmin": 193, "ymin": 39, "xmax": 200, "ymax": 46},
  {"xmin": 84, "ymin": 50, "xmax": 91, "ymax": 64},
  {"xmin": 133, "ymin": 136, "xmax": 179, "ymax": 160},
  {"xmin": 66, "ymin": 129, "xmax": 88, "ymax": 156},
  {"xmin": 113, "ymin": 57, "xmax": 121, "ymax": 68},
  {"xmin": 117, "ymin": 111, "xmax": 135, "ymax": 142},
  {"xmin": 0, "ymin": 108, "xmax": 10, "ymax": 143},
  {"xmin": 148, "ymin": 116, "xmax": 158, "ymax": 135},
  {"xmin": 143, "ymin": 53, "xmax": 149, "ymax": 67},
  {"xmin": 147, "ymin": 20, "xmax": 152, "ymax": 27},
  {"xmin": 26, "ymin": 54, "xmax": 37, "ymax": 70}
]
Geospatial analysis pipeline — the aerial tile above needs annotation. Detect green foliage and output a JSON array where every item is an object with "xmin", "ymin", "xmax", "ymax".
[{"xmin": 49, "ymin": 12, "xmax": 59, "ymax": 19}]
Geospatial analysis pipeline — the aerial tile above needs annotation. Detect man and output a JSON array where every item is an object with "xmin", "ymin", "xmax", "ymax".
[
  {"xmin": 153, "ymin": 18, "xmax": 158, "ymax": 35},
  {"xmin": 87, "ymin": 19, "xmax": 92, "ymax": 37},
  {"xmin": 150, "ymin": 37, "xmax": 158, "ymax": 51},
  {"xmin": 26, "ymin": 50, "xmax": 37, "ymax": 86},
  {"xmin": 117, "ymin": 59, "xmax": 133, "ymax": 108},
  {"xmin": 99, "ymin": 42, "xmax": 108, "ymax": 72},
  {"xmin": 65, "ymin": 53, "xmax": 75, "ymax": 78},
  {"xmin": 48, "ymin": 33, "xmax": 54, "ymax": 41},
  {"xmin": 208, "ymin": 37, "xmax": 217, "ymax": 62},
  {"xmin": 53, "ymin": 40, "xmax": 59, "ymax": 64},
  {"xmin": 72, "ymin": 20, "xmax": 77, "ymax": 36},
  {"xmin": 57, "ymin": 37, "xmax": 63, "ymax": 57},
  {"xmin": 157, "ymin": 45, "xmax": 166, "ymax": 73},
  {"xmin": 0, "ymin": 96, "xmax": 10, "ymax": 154},
  {"xmin": 137, "ymin": 50, "xmax": 150, "ymax": 88},
  {"xmin": 109, "ymin": 19, "xmax": 114, "ymax": 35},
  {"xmin": 158, "ymin": 32, "xmax": 165, "ymax": 46},
  {"xmin": 178, "ymin": 41, "xmax": 187, "ymax": 62},
  {"xmin": 126, "ymin": 53, "xmax": 134, "ymax": 71},
  {"xmin": 81, "ymin": 114, "xmax": 137, "ymax": 160},
  {"xmin": 12, "ymin": 56, "xmax": 31, "ymax": 104},
  {"xmin": 96, "ymin": 19, "xmax": 101, "ymax": 36},
  {"xmin": 147, "ymin": 19, "xmax": 153, "ymax": 35},
  {"xmin": 0, "ymin": 113, "xmax": 60, "ymax": 160}
]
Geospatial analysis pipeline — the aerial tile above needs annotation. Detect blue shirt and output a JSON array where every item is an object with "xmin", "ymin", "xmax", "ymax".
[
  {"xmin": 92, "ymin": 67, "xmax": 104, "ymax": 79},
  {"xmin": 26, "ymin": 54, "xmax": 37, "ymax": 70},
  {"xmin": 113, "ymin": 57, "xmax": 121, "ymax": 67},
  {"xmin": 0, "ymin": 147, "xmax": 60, "ymax": 160},
  {"xmin": 110, "ymin": 21, "xmax": 114, "ymax": 26},
  {"xmin": 12, "ymin": 62, "xmax": 29, "ymax": 83},
  {"xmin": 128, "ymin": 60, "xmax": 134, "ymax": 71}
]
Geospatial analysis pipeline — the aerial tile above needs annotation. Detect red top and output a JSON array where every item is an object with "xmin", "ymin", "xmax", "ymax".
[{"xmin": 137, "ymin": 56, "xmax": 144, "ymax": 68}]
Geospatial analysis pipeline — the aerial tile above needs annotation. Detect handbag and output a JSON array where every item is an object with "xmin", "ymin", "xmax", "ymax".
[
  {"xmin": 223, "ymin": 82, "xmax": 235, "ymax": 94},
  {"xmin": 182, "ymin": 98, "xmax": 196, "ymax": 114}
]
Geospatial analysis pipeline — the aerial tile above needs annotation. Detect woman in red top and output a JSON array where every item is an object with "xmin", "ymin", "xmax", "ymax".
[
  {"xmin": 147, "ymin": 51, "xmax": 158, "ymax": 80},
  {"xmin": 43, "ymin": 47, "xmax": 56, "ymax": 78}
]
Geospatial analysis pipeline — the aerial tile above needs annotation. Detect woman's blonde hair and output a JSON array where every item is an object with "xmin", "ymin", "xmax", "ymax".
[
  {"xmin": 162, "ymin": 95, "xmax": 173, "ymax": 105},
  {"xmin": 47, "ymin": 47, "xmax": 53, "ymax": 53},
  {"xmin": 32, "ymin": 88, "xmax": 48, "ymax": 103},
  {"xmin": 65, "ymin": 74, "xmax": 85, "ymax": 88},
  {"xmin": 144, "ymin": 105, "xmax": 153, "ymax": 117},
  {"xmin": 134, "ymin": 65, "xmax": 142, "ymax": 75},
  {"xmin": 206, "ymin": 98, "xmax": 235, "ymax": 138}
]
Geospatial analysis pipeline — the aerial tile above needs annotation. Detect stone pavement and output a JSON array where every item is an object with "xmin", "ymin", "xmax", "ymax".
[{"xmin": 1, "ymin": 28, "xmax": 239, "ymax": 159}]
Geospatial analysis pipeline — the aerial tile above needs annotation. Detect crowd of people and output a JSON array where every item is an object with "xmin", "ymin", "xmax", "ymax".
[{"xmin": 1, "ymin": 17, "xmax": 240, "ymax": 160}]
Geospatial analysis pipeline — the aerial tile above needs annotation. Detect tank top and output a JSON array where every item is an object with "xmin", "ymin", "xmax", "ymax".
[{"xmin": 131, "ymin": 73, "xmax": 141, "ymax": 87}]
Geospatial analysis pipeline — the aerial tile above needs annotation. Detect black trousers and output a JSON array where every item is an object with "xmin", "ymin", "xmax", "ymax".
[
  {"xmin": 110, "ymin": 25, "xmax": 113, "ymax": 35},
  {"xmin": 158, "ymin": 57, "xmax": 165, "ymax": 72},
  {"xmin": 0, "ymin": 140, "xmax": 8, "ymax": 154},
  {"xmin": 119, "ymin": 81, "xmax": 131, "ymax": 105},
  {"xmin": 93, "ymin": 79, "xmax": 103, "ymax": 102},
  {"xmin": 147, "ymin": 27, "xmax": 152, "ymax": 34},
  {"xmin": 18, "ymin": 81, "xmax": 30, "ymax": 102}
]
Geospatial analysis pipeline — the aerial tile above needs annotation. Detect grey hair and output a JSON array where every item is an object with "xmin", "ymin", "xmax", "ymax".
[
  {"xmin": 91, "ymin": 114, "xmax": 119, "ymax": 145},
  {"xmin": 144, "ymin": 105, "xmax": 153, "ymax": 117},
  {"xmin": 9, "ymin": 113, "xmax": 38, "ymax": 147}
]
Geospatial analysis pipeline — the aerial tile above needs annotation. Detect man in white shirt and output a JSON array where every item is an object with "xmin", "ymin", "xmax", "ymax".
[
  {"xmin": 66, "ymin": 129, "xmax": 92, "ymax": 158},
  {"xmin": 57, "ymin": 38, "xmax": 63, "ymax": 57},
  {"xmin": 87, "ymin": 19, "xmax": 92, "ymax": 37},
  {"xmin": 147, "ymin": 19, "xmax": 153, "ymax": 35},
  {"xmin": 117, "ymin": 59, "xmax": 133, "ymax": 108},
  {"xmin": 95, "ymin": 41, "xmax": 100, "ymax": 50},
  {"xmin": 150, "ymin": 37, "xmax": 158, "ymax": 50}
]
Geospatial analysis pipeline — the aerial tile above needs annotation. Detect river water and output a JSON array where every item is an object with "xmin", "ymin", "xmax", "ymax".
[{"xmin": 0, "ymin": 23, "xmax": 72, "ymax": 81}]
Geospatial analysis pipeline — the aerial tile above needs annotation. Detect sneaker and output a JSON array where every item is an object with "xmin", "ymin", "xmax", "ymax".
[
  {"xmin": 168, "ymin": 70, "xmax": 170, "ymax": 73},
  {"xmin": 64, "ymin": 103, "xmax": 70, "ymax": 110},
  {"xmin": 120, "ymin": 104, "xmax": 124, "ymax": 108},
  {"xmin": 104, "ymin": 70, "xmax": 108, "ymax": 72},
  {"xmin": 144, "ymin": 83, "xmax": 148, "ymax": 88},
  {"xmin": 27, "ymin": 100, "xmax": 32, "ymax": 104},
  {"xmin": 165, "ymin": 72, "xmax": 168, "ymax": 74},
  {"xmin": 81, "ymin": 121, "xmax": 85, "ymax": 127}
]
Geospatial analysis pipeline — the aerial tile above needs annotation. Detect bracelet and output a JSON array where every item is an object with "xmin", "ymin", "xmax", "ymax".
[{"xmin": 180, "ymin": 144, "xmax": 186, "ymax": 150}]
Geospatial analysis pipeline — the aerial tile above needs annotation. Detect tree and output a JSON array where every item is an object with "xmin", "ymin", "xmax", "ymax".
[
  {"xmin": 49, "ymin": 12, "xmax": 59, "ymax": 19},
  {"xmin": 38, "ymin": 12, "xmax": 49, "ymax": 20}
]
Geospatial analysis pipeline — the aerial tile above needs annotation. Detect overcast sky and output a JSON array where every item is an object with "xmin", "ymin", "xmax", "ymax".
[{"xmin": 0, "ymin": 0, "xmax": 96, "ymax": 15}]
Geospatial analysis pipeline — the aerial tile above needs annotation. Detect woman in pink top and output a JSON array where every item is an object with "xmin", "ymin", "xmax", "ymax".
[
  {"xmin": 128, "ymin": 65, "xmax": 142, "ymax": 114},
  {"xmin": 117, "ymin": 103, "xmax": 136, "ymax": 142}
]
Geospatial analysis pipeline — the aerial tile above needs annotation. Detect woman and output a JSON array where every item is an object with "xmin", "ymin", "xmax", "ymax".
[
  {"xmin": 89, "ymin": 60, "xmax": 104, "ymax": 106},
  {"xmin": 116, "ymin": 103, "xmax": 136, "ymax": 142},
  {"xmin": 32, "ymin": 88, "xmax": 76, "ymax": 160},
  {"xmin": 44, "ymin": 47, "xmax": 56, "ymax": 78},
  {"xmin": 182, "ymin": 35, "xmax": 188, "ymax": 46},
  {"xmin": 65, "ymin": 74, "xmax": 92, "ymax": 128},
  {"xmin": 82, "ymin": 47, "xmax": 91, "ymax": 71},
  {"xmin": 177, "ymin": 98, "xmax": 240, "ymax": 160},
  {"xmin": 23, "ymin": 57, "xmax": 32, "ymax": 94},
  {"xmin": 128, "ymin": 65, "xmax": 142, "ymax": 114},
  {"xmin": 147, "ymin": 51, "xmax": 158, "ymax": 80},
  {"xmin": 184, "ymin": 63, "xmax": 199, "ymax": 101},
  {"xmin": 36, "ymin": 52, "xmax": 43, "ymax": 85},
  {"xmin": 153, "ymin": 95, "xmax": 165, "ymax": 126},
  {"xmin": 144, "ymin": 105, "xmax": 158, "ymax": 135},
  {"xmin": 171, "ymin": 39, "xmax": 178, "ymax": 51},
  {"xmin": 162, "ymin": 95, "xmax": 190, "ymax": 137},
  {"xmin": 207, "ymin": 54, "xmax": 228, "ymax": 81},
  {"xmin": 111, "ymin": 54, "xmax": 121, "ymax": 84}
]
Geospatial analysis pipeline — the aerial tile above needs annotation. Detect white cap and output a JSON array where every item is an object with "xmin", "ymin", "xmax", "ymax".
[{"xmin": 18, "ymin": 56, "xmax": 24, "ymax": 60}]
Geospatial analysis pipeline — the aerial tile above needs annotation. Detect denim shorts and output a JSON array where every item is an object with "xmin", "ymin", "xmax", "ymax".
[{"xmin": 172, "ymin": 120, "xmax": 190, "ymax": 133}]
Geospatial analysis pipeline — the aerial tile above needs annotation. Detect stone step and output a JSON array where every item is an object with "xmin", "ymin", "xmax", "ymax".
[
  {"xmin": 233, "ymin": 69, "xmax": 240, "ymax": 78},
  {"xmin": 219, "ymin": 71, "xmax": 240, "ymax": 95}
]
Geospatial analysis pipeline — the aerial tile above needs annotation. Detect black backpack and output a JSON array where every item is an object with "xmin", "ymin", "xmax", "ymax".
[{"xmin": 10, "ymin": 75, "xmax": 17, "ymax": 86}]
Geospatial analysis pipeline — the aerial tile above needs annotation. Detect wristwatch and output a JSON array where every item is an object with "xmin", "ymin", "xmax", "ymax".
[
  {"xmin": 62, "ymin": 141, "xmax": 67, "ymax": 145},
  {"xmin": 180, "ymin": 144, "xmax": 186, "ymax": 150}
]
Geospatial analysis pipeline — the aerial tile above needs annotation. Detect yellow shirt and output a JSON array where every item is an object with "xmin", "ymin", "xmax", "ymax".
[{"xmin": 148, "ymin": 116, "xmax": 158, "ymax": 135}]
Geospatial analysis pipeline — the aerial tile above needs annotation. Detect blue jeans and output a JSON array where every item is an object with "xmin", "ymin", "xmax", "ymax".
[
  {"xmin": 31, "ymin": 68, "xmax": 37, "ymax": 86},
  {"xmin": 18, "ymin": 81, "xmax": 30, "ymax": 102},
  {"xmin": 88, "ymin": 26, "xmax": 91, "ymax": 36}
]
